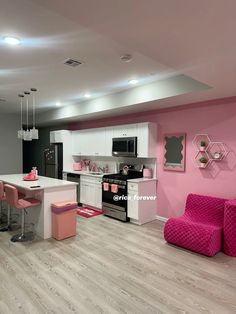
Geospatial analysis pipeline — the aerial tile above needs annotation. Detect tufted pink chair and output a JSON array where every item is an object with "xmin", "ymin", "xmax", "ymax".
[
  {"xmin": 164, "ymin": 193, "xmax": 227, "ymax": 257},
  {"xmin": 223, "ymin": 200, "xmax": 236, "ymax": 257}
]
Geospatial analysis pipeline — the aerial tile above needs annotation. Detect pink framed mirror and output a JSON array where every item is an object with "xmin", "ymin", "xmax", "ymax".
[{"xmin": 163, "ymin": 133, "xmax": 186, "ymax": 172}]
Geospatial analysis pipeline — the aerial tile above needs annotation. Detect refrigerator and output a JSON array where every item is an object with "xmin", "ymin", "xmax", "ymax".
[{"xmin": 43, "ymin": 144, "xmax": 63, "ymax": 179}]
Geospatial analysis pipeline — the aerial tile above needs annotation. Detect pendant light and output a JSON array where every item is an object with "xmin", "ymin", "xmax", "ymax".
[
  {"xmin": 23, "ymin": 91, "xmax": 32, "ymax": 141},
  {"xmin": 17, "ymin": 94, "xmax": 24, "ymax": 139},
  {"xmin": 30, "ymin": 88, "xmax": 39, "ymax": 140}
]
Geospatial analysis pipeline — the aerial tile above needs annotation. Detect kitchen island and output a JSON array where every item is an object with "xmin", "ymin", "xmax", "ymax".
[{"xmin": 0, "ymin": 174, "xmax": 77, "ymax": 239}]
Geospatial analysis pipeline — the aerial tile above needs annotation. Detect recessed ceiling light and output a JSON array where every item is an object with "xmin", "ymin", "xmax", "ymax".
[
  {"xmin": 56, "ymin": 102, "xmax": 61, "ymax": 107},
  {"xmin": 84, "ymin": 93, "xmax": 91, "ymax": 98},
  {"xmin": 3, "ymin": 36, "xmax": 21, "ymax": 45},
  {"xmin": 129, "ymin": 79, "xmax": 138, "ymax": 85}
]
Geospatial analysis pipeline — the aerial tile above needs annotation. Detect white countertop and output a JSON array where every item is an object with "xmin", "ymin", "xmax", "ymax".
[
  {"xmin": 63, "ymin": 170, "xmax": 108, "ymax": 178},
  {"xmin": 0, "ymin": 174, "xmax": 77, "ymax": 191},
  {"xmin": 127, "ymin": 178, "xmax": 157, "ymax": 183},
  {"xmin": 64, "ymin": 170, "xmax": 157, "ymax": 182}
]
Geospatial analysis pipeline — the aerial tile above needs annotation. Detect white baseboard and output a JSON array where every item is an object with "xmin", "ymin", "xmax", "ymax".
[{"xmin": 156, "ymin": 215, "xmax": 168, "ymax": 222}]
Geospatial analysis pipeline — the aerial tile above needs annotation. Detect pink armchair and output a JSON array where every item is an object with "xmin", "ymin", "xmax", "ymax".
[
  {"xmin": 223, "ymin": 200, "xmax": 236, "ymax": 257},
  {"xmin": 164, "ymin": 194, "xmax": 226, "ymax": 257}
]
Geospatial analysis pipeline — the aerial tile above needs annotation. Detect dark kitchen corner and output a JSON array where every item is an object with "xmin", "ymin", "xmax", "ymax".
[{"xmin": 23, "ymin": 125, "xmax": 67, "ymax": 175}]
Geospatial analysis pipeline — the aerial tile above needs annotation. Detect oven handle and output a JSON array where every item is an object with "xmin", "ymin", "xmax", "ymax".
[{"xmin": 102, "ymin": 182, "xmax": 126, "ymax": 189}]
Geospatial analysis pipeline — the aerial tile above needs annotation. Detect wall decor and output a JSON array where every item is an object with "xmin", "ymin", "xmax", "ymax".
[
  {"xmin": 192, "ymin": 134, "xmax": 228, "ymax": 169},
  {"xmin": 163, "ymin": 133, "xmax": 186, "ymax": 171}
]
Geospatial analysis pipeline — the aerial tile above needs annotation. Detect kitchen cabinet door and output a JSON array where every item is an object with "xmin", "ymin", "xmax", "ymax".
[
  {"xmin": 80, "ymin": 182, "xmax": 88, "ymax": 204},
  {"xmin": 113, "ymin": 124, "xmax": 137, "ymax": 138},
  {"xmin": 91, "ymin": 128, "xmax": 106, "ymax": 156},
  {"xmin": 105, "ymin": 127, "xmax": 113, "ymax": 156},
  {"xmin": 137, "ymin": 123, "xmax": 149, "ymax": 157},
  {"xmin": 127, "ymin": 191, "xmax": 139, "ymax": 220},
  {"xmin": 72, "ymin": 131, "xmax": 87, "ymax": 155},
  {"xmin": 87, "ymin": 182, "xmax": 96, "ymax": 206},
  {"xmin": 94, "ymin": 184, "xmax": 102, "ymax": 209},
  {"xmin": 137, "ymin": 122, "xmax": 157, "ymax": 158},
  {"xmin": 50, "ymin": 130, "xmax": 65, "ymax": 143}
]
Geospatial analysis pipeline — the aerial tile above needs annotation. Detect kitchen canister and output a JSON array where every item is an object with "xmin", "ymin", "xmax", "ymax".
[
  {"xmin": 143, "ymin": 168, "xmax": 152, "ymax": 178},
  {"xmin": 73, "ymin": 162, "xmax": 82, "ymax": 171}
]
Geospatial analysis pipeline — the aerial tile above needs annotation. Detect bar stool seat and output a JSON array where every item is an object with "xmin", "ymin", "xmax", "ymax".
[{"xmin": 4, "ymin": 184, "xmax": 40, "ymax": 242}]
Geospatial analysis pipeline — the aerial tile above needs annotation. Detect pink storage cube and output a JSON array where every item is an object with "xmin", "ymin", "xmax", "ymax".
[
  {"xmin": 51, "ymin": 200, "xmax": 77, "ymax": 213},
  {"xmin": 223, "ymin": 200, "xmax": 236, "ymax": 257},
  {"xmin": 52, "ymin": 209, "xmax": 77, "ymax": 240}
]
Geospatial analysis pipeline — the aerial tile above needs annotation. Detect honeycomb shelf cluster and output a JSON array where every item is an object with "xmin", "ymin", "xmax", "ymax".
[{"xmin": 192, "ymin": 134, "xmax": 228, "ymax": 169}]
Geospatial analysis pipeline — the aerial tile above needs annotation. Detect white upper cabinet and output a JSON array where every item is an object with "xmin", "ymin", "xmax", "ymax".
[
  {"xmin": 50, "ymin": 130, "xmax": 66, "ymax": 143},
  {"xmin": 105, "ymin": 127, "xmax": 113, "ymax": 156},
  {"xmin": 50, "ymin": 130, "xmax": 73, "ymax": 170},
  {"xmin": 72, "ymin": 130, "xmax": 86, "ymax": 155},
  {"xmin": 70, "ymin": 122, "xmax": 157, "ymax": 158},
  {"xmin": 72, "ymin": 128, "xmax": 106, "ymax": 156},
  {"xmin": 113, "ymin": 124, "xmax": 137, "ymax": 138},
  {"xmin": 91, "ymin": 128, "xmax": 106, "ymax": 156},
  {"xmin": 137, "ymin": 122, "xmax": 157, "ymax": 158}
]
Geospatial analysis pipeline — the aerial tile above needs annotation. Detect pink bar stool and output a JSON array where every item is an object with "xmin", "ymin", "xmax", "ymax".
[
  {"xmin": 0, "ymin": 182, "xmax": 26, "ymax": 231},
  {"xmin": 4, "ymin": 184, "xmax": 41, "ymax": 242}
]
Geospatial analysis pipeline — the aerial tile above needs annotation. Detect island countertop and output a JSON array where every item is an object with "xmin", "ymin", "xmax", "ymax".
[{"xmin": 0, "ymin": 174, "xmax": 77, "ymax": 191}]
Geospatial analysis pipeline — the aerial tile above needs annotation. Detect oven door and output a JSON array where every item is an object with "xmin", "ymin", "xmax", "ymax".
[
  {"xmin": 112, "ymin": 137, "xmax": 137, "ymax": 157},
  {"xmin": 102, "ymin": 184, "xmax": 127, "ymax": 211}
]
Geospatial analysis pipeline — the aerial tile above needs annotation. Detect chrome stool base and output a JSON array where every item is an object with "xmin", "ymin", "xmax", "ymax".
[
  {"xmin": 0, "ymin": 225, "xmax": 12, "ymax": 232},
  {"xmin": 11, "ymin": 231, "xmax": 34, "ymax": 242}
]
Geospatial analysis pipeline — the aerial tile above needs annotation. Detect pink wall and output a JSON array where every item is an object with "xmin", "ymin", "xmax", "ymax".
[{"xmin": 69, "ymin": 97, "xmax": 236, "ymax": 218}]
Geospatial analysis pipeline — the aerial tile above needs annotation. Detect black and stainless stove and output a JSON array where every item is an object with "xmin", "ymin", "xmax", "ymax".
[{"xmin": 102, "ymin": 166, "xmax": 143, "ymax": 221}]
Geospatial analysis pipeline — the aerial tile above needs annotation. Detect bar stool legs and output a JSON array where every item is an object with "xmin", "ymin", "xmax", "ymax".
[
  {"xmin": 0, "ymin": 204, "xmax": 11, "ymax": 232},
  {"xmin": 11, "ymin": 209, "xmax": 34, "ymax": 242},
  {"xmin": 0, "ymin": 201, "xmax": 2, "ymax": 224}
]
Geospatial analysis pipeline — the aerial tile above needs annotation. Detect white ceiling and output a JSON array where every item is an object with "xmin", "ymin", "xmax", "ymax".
[{"xmin": 1, "ymin": 0, "xmax": 236, "ymax": 120}]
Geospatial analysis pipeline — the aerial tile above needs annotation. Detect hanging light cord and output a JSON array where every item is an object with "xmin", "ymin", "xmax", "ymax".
[
  {"xmin": 32, "ymin": 93, "xmax": 35, "ymax": 127},
  {"xmin": 24, "ymin": 91, "xmax": 30, "ymax": 131},
  {"xmin": 30, "ymin": 88, "xmax": 37, "ymax": 128},
  {"xmin": 26, "ymin": 95, "xmax": 29, "ymax": 130},
  {"xmin": 20, "ymin": 97, "xmax": 23, "ymax": 128}
]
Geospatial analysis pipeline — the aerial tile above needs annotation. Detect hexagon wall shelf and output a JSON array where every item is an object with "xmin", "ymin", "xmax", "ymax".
[
  {"xmin": 207, "ymin": 142, "xmax": 228, "ymax": 161},
  {"xmin": 192, "ymin": 134, "xmax": 228, "ymax": 169},
  {"xmin": 192, "ymin": 134, "xmax": 211, "ymax": 152},
  {"xmin": 193, "ymin": 151, "xmax": 211, "ymax": 169}
]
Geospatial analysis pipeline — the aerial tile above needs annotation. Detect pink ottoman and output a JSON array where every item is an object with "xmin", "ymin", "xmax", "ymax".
[
  {"xmin": 52, "ymin": 209, "xmax": 77, "ymax": 240},
  {"xmin": 223, "ymin": 200, "xmax": 236, "ymax": 257}
]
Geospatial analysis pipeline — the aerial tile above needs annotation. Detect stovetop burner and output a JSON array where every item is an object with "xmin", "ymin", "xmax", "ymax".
[{"xmin": 103, "ymin": 170, "xmax": 143, "ymax": 185}]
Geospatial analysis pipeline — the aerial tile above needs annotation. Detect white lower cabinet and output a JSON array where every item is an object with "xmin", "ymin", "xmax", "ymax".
[
  {"xmin": 80, "ymin": 175, "xmax": 102, "ymax": 210},
  {"xmin": 127, "ymin": 180, "xmax": 157, "ymax": 225}
]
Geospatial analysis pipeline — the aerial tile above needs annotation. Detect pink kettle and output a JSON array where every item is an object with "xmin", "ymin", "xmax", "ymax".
[{"xmin": 143, "ymin": 168, "xmax": 152, "ymax": 178}]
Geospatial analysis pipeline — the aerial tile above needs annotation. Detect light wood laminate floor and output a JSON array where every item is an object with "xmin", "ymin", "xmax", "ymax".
[{"xmin": 0, "ymin": 215, "xmax": 236, "ymax": 314}]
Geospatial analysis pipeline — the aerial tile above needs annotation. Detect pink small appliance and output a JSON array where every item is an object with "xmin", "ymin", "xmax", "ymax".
[
  {"xmin": 73, "ymin": 162, "xmax": 82, "ymax": 171},
  {"xmin": 143, "ymin": 168, "xmax": 152, "ymax": 178}
]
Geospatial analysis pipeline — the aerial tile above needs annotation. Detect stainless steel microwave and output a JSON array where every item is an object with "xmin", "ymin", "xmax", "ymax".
[{"xmin": 112, "ymin": 137, "xmax": 137, "ymax": 157}]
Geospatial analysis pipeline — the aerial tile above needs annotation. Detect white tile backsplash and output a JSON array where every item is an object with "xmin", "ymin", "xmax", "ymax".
[{"xmin": 72, "ymin": 155, "xmax": 157, "ymax": 177}]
